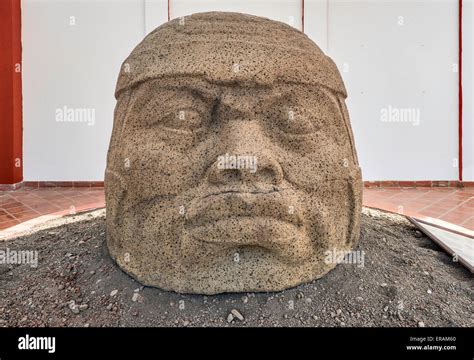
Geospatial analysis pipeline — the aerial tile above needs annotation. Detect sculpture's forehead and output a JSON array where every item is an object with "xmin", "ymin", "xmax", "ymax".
[
  {"xmin": 130, "ymin": 78, "xmax": 340, "ymax": 114},
  {"xmin": 115, "ymin": 12, "xmax": 347, "ymax": 99}
]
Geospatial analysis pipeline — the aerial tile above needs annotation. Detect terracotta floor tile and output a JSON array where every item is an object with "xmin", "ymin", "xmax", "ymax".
[
  {"xmin": 3, "ymin": 205, "xmax": 37, "ymax": 214},
  {"xmin": 0, "ymin": 197, "xmax": 15, "ymax": 204},
  {"xmin": 439, "ymin": 211, "xmax": 474, "ymax": 225},
  {"xmin": 0, "ymin": 220, "xmax": 20, "ymax": 230},
  {"xmin": 461, "ymin": 216, "xmax": 474, "ymax": 228},
  {"xmin": 0, "ymin": 209, "xmax": 10, "ymax": 216},
  {"xmin": 0, "ymin": 213, "xmax": 17, "ymax": 222},
  {"xmin": 418, "ymin": 211, "xmax": 448, "ymax": 219},
  {"xmin": 447, "ymin": 206, "xmax": 474, "ymax": 215},
  {"xmin": 364, "ymin": 188, "xmax": 473, "ymax": 231},
  {"xmin": 31, "ymin": 205, "xmax": 62, "ymax": 214},
  {"xmin": 11, "ymin": 212, "xmax": 40, "ymax": 221},
  {"xmin": 8, "ymin": 195, "xmax": 41, "ymax": 202},
  {"xmin": 0, "ymin": 201, "xmax": 24, "ymax": 209},
  {"xmin": 420, "ymin": 204, "xmax": 454, "ymax": 213},
  {"xmin": 435, "ymin": 199, "xmax": 470, "ymax": 208},
  {"xmin": 455, "ymin": 204, "xmax": 474, "ymax": 214},
  {"xmin": 403, "ymin": 200, "xmax": 437, "ymax": 208},
  {"xmin": 48, "ymin": 199, "xmax": 80, "ymax": 207},
  {"xmin": 457, "ymin": 198, "xmax": 474, "ymax": 206}
]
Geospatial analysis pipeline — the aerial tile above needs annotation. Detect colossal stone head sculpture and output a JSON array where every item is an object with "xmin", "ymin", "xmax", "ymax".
[{"xmin": 105, "ymin": 12, "xmax": 362, "ymax": 294}]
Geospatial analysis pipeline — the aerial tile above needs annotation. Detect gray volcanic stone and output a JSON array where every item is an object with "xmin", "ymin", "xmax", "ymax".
[{"xmin": 105, "ymin": 12, "xmax": 362, "ymax": 294}]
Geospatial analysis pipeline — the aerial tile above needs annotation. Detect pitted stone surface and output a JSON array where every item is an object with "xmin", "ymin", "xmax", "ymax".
[{"xmin": 105, "ymin": 12, "xmax": 362, "ymax": 294}]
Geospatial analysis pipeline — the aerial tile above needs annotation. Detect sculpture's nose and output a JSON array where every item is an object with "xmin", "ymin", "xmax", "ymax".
[{"xmin": 207, "ymin": 121, "xmax": 283, "ymax": 186}]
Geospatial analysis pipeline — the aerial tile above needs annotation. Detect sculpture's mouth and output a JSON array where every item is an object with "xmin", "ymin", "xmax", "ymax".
[
  {"xmin": 187, "ymin": 190, "xmax": 303, "ymax": 226},
  {"xmin": 184, "ymin": 190, "xmax": 305, "ymax": 247}
]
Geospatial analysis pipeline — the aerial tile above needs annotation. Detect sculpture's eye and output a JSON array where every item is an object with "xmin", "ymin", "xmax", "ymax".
[
  {"xmin": 138, "ymin": 89, "xmax": 213, "ymax": 133},
  {"xmin": 145, "ymin": 107, "xmax": 210, "ymax": 133},
  {"xmin": 158, "ymin": 109, "xmax": 207, "ymax": 132},
  {"xmin": 276, "ymin": 108, "xmax": 318, "ymax": 135}
]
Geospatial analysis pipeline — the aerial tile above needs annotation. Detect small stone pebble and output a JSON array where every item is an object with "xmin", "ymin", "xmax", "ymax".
[
  {"xmin": 70, "ymin": 306, "xmax": 79, "ymax": 315},
  {"xmin": 231, "ymin": 309, "xmax": 244, "ymax": 321}
]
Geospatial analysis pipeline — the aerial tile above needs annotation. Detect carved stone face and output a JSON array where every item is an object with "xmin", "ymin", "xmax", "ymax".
[{"xmin": 105, "ymin": 12, "xmax": 362, "ymax": 294}]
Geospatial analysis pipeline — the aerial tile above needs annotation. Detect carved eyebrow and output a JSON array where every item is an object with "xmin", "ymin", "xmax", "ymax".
[
  {"xmin": 212, "ymin": 91, "xmax": 292, "ymax": 118},
  {"xmin": 262, "ymin": 87, "xmax": 336, "ymax": 110},
  {"xmin": 136, "ymin": 82, "xmax": 218, "ymax": 106},
  {"xmin": 161, "ymin": 84, "xmax": 218, "ymax": 103}
]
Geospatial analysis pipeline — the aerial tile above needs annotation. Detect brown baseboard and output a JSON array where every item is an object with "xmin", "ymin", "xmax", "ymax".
[
  {"xmin": 22, "ymin": 181, "xmax": 104, "ymax": 189},
  {"xmin": 0, "ymin": 182, "xmax": 23, "ymax": 191},
  {"xmin": 1, "ymin": 180, "xmax": 473, "ymax": 191},
  {"xmin": 363, "ymin": 181, "xmax": 474, "ymax": 188}
]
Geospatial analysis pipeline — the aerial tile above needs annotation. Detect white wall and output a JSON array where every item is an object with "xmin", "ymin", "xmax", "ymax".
[
  {"xmin": 464, "ymin": 0, "xmax": 474, "ymax": 181},
  {"xmin": 169, "ymin": 0, "xmax": 302, "ymax": 30},
  {"xmin": 22, "ymin": 0, "xmax": 471, "ymax": 181},
  {"xmin": 328, "ymin": 0, "xmax": 459, "ymax": 180},
  {"xmin": 145, "ymin": 0, "xmax": 168, "ymax": 34},
  {"xmin": 305, "ymin": 0, "xmax": 328, "ymax": 52},
  {"xmin": 22, "ymin": 0, "xmax": 145, "ymax": 181}
]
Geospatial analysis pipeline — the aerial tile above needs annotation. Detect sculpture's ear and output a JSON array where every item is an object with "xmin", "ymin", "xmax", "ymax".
[
  {"xmin": 322, "ymin": 55, "xmax": 347, "ymax": 98},
  {"xmin": 336, "ymin": 96, "xmax": 359, "ymax": 167},
  {"xmin": 106, "ymin": 89, "xmax": 133, "ymax": 169},
  {"xmin": 105, "ymin": 89, "xmax": 132, "ymax": 255},
  {"xmin": 105, "ymin": 169, "xmax": 127, "ymax": 257},
  {"xmin": 105, "ymin": 169, "xmax": 127, "ymax": 223},
  {"xmin": 340, "ymin": 92, "xmax": 363, "ymax": 248},
  {"xmin": 346, "ymin": 168, "xmax": 363, "ymax": 248}
]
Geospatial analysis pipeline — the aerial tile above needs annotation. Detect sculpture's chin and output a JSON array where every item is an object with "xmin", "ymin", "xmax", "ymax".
[
  {"xmin": 109, "ymin": 240, "xmax": 338, "ymax": 295},
  {"xmin": 107, "ymin": 217, "xmax": 350, "ymax": 295}
]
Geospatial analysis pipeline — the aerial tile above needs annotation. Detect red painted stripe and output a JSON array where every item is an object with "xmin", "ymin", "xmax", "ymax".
[
  {"xmin": 168, "ymin": 0, "xmax": 171, "ymax": 21},
  {"xmin": 0, "ymin": 0, "xmax": 22, "ymax": 185},
  {"xmin": 459, "ymin": 0, "xmax": 463, "ymax": 181}
]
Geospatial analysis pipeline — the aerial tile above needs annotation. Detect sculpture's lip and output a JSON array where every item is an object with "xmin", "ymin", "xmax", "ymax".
[
  {"xmin": 185, "ymin": 190, "xmax": 303, "ymax": 228},
  {"xmin": 185, "ymin": 217, "xmax": 306, "ymax": 248}
]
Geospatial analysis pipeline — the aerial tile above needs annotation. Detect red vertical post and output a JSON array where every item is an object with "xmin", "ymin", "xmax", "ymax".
[{"xmin": 0, "ymin": 0, "xmax": 23, "ymax": 185}]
